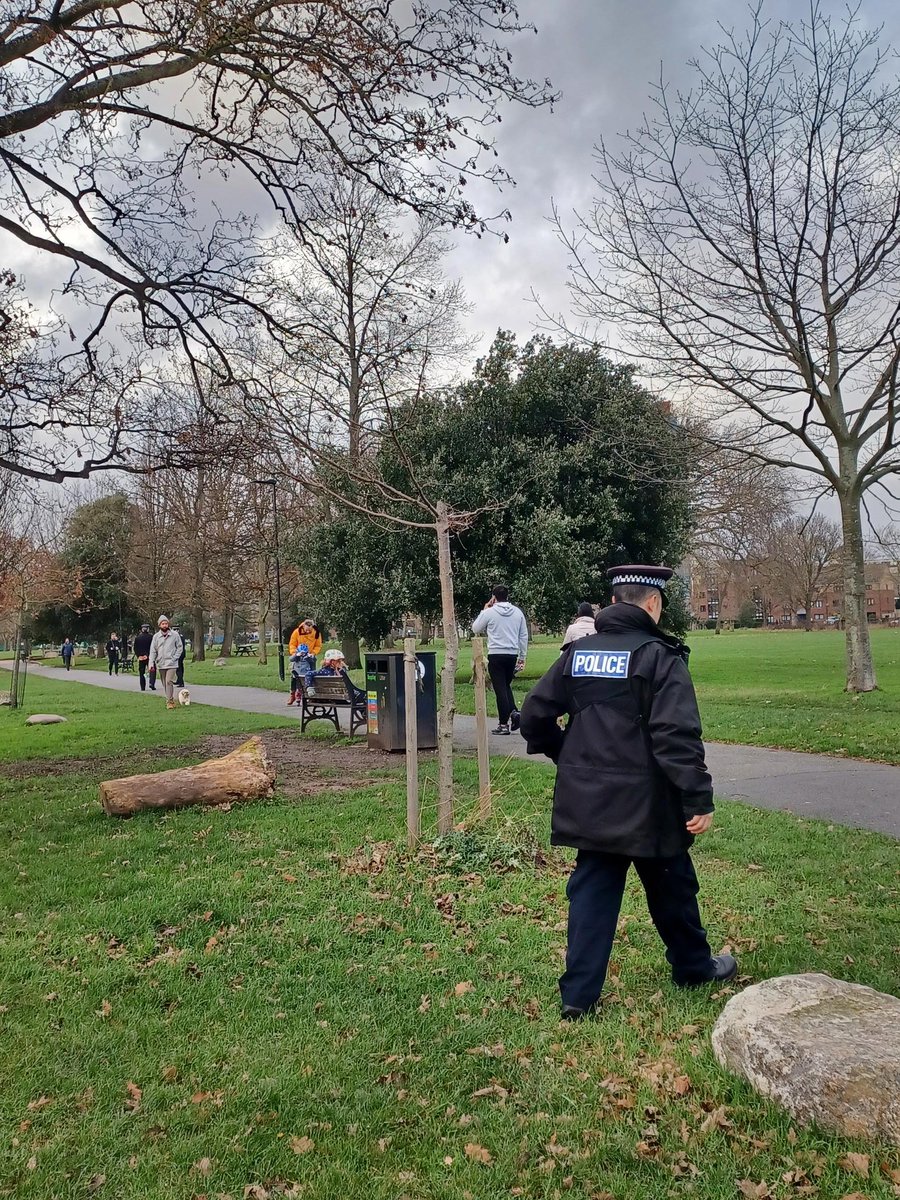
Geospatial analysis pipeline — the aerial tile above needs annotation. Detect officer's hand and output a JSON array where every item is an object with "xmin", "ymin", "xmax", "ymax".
[{"xmin": 686, "ymin": 813, "xmax": 714, "ymax": 835}]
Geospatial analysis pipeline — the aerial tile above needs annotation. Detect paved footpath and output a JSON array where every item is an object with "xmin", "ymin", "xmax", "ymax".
[{"xmin": 7, "ymin": 663, "xmax": 900, "ymax": 838}]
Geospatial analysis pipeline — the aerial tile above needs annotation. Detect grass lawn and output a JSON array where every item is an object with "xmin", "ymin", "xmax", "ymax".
[{"xmin": 2, "ymin": 677, "xmax": 900, "ymax": 1198}]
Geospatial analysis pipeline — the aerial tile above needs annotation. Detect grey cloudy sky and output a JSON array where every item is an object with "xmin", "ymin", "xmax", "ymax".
[{"xmin": 449, "ymin": 0, "xmax": 900, "ymax": 358}]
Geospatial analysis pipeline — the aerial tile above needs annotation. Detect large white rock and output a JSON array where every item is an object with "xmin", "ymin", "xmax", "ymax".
[
  {"xmin": 712, "ymin": 973, "xmax": 900, "ymax": 1145},
  {"xmin": 25, "ymin": 713, "xmax": 68, "ymax": 725}
]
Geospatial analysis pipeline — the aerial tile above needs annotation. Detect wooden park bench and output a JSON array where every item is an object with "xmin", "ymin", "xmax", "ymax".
[
  {"xmin": 299, "ymin": 675, "xmax": 366, "ymax": 735},
  {"xmin": 120, "ymin": 655, "xmax": 135, "ymax": 672}
]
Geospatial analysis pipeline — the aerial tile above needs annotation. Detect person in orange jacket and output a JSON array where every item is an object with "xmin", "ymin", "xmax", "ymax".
[{"xmin": 287, "ymin": 618, "xmax": 323, "ymax": 705}]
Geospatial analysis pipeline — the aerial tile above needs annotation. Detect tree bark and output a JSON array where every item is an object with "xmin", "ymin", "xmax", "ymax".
[
  {"xmin": 99, "ymin": 737, "xmax": 275, "ymax": 816},
  {"xmin": 435, "ymin": 502, "xmax": 457, "ymax": 835},
  {"xmin": 191, "ymin": 605, "xmax": 205, "ymax": 662},
  {"xmin": 341, "ymin": 634, "xmax": 361, "ymax": 670},
  {"xmin": 838, "ymin": 484, "xmax": 877, "ymax": 692},
  {"xmin": 256, "ymin": 587, "xmax": 269, "ymax": 664},
  {"xmin": 220, "ymin": 607, "xmax": 235, "ymax": 657}
]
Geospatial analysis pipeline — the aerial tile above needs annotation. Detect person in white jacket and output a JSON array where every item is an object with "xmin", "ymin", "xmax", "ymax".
[
  {"xmin": 471, "ymin": 585, "xmax": 528, "ymax": 735},
  {"xmin": 148, "ymin": 615, "xmax": 185, "ymax": 710},
  {"xmin": 561, "ymin": 603, "xmax": 597, "ymax": 650}
]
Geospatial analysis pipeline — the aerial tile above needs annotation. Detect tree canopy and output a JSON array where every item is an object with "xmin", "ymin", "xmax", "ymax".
[
  {"xmin": 1, "ymin": 0, "xmax": 554, "ymax": 482},
  {"xmin": 29, "ymin": 493, "xmax": 142, "ymax": 642},
  {"xmin": 302, "ymin": 333, "xmax": 692, "ymax": 635}
]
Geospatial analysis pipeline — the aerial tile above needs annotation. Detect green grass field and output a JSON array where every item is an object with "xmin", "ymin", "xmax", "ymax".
[
  {"xmin": 30, "ymin": 627, "xmax": 900, "ymax": 762},
  {"xmin": 1, "ymin": 675, "xmax": 899, "ymax": 1198}
]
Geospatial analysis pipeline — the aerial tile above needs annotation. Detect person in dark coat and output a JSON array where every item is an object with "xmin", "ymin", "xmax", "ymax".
[
  {"xmin": 60, "ymin": 638, "xmax": 75, "ymax": 670},
  {"xmin": 105, "ymin": 632, "xmax": 121, "ymax": 675},
  {"xmin": 519, "ymin": 564, "xmax": 737, "ymax": 1020},
  {"xmin": 134, "ymin": 623, "xmax": 153, "ymax": 691},
  {"xmin": 173, "ymin": 626, "xmax": 186, "ymax": 688}
]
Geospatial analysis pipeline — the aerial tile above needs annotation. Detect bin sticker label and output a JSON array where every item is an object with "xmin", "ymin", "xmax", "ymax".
[{"xmin": 367, "ymin": 692, "xmax": 379, "ymax": 733}]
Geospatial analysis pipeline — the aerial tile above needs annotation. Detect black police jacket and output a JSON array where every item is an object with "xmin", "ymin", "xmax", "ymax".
[
  {"xmin": 133, "ymin": 632, "xmax": 153, "ymax": 659},
  {"xmin": 519, "ymin": 603, "xmax": 713, "ymax": 858}
]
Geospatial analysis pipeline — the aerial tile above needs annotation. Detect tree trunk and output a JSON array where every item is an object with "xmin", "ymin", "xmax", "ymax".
[
  {"xmin": 256, "ymin": 590, "xmax": 269, "ymax": 664},
  {"xmin": 838, "ymin": 486, "xmax": 877, "ymax": 691},
  {"xmin": 419, "ymin": 619, "xmax": 432, "ymax": 646},
  {"xmin": 191, "ymin": 606, "xmax": 206, "ymax": 662},
  {"xmin": 100, "ymin": 737, "xmax": 275, "ymax": 816},
  {"xmin": 220, "ymin": 608, "xmax": 235, "ymax": 657},
  {"xmin": 435, "ymin": 502, "xmax": 457, "ymax": 835},
  {"xmin": 341, "ymin": 634, "xmax": 361, "ymax": 670}
]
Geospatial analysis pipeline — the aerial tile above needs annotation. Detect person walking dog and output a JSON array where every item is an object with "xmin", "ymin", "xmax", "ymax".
[
  {"xmin": 519, "ymin": 565, "xmax": 736, "ymax": 1020},
  {"xmin": 149, "ymin": 615, "xmax": 184, "ymax": 710}
]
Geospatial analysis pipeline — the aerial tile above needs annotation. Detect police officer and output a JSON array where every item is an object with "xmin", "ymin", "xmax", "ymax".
[{"xmin": 519, "ymin": 565, "xmax": 737, "ymax": 1020}]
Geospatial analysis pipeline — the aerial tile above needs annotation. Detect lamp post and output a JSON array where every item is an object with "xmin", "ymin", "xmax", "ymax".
[{"xmin": 256, "ymin": 479, "xmax": 285, "ymax": 682}]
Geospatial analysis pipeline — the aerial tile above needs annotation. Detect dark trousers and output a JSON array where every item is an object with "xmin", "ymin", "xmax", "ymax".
[
  {"xmin": 175, "ymin": 660, "xmax": 185, "ymax": 688},
  {"xmin": 107, "ymin": 654, "xmax": 119, "ymax": 675},
  {"xmin": 138, "ymin": 659, "xmax": 148, "ymax": 691},
  {"xmin": 63, "ymin": 657, "xmax": 73, "ymax": 671},
  {"xmin": 487, "ymin": 653, "xmax": 518, "ymax": 725},
  {"xmin": 560, "ymin": 849, "xmax": 715, "ymax": 1010}
]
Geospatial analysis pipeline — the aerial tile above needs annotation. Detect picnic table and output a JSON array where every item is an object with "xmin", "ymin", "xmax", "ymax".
[{"xmin": 235, "ymin": 645, "xmax": 254, "ymax": 657}]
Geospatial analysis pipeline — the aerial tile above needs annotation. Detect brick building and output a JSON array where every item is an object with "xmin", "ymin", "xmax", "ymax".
[{"xmin": 688, "ymin": 559, "xmax": 900, "ymax": 627}]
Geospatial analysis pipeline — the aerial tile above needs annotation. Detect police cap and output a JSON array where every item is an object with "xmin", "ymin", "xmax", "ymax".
[{"xmin": 606, "ymin": 564, "xmax": 674, "ymax": 606}]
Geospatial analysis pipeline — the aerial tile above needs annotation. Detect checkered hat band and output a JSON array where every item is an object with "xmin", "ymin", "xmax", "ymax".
[{"xmin": 611, "ymin": 574, "xmax": 667, "ymax": 588}]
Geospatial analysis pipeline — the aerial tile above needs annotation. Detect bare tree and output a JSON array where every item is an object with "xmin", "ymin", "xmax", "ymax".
[
  {"xmin": 1, "ymin": 0, "xmax": 554, "ymax": 483},
  {"xmin": 762, "ymin": 511, "xmax": 843, "ymax": 625},
  {"xmin": 265, "ymin": 175, "xmax": 472, "ymax": 664},
  {"xmin": 560, "ymin": 3, "xmax": 900, "ymax": 690},
  {"xmin": 687, "ymin": 426, "xmax": 793, "ymax": 630}
]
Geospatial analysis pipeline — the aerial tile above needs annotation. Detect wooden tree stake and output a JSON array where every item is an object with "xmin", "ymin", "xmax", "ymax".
[
  {"xmin": 403, "ymin": 637, "xmax": 420, "ymax": 847},
  {"xmin": 471, "ymin": 636, "xmax": 492, "ymax": 819}
]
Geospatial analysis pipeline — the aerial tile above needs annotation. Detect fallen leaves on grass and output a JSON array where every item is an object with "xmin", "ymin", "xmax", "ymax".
[
  {"xmin": 464, "ymin": 1143, "xmax": 493, "ymax": 1164},
  {"xmin": 190, "ymin": 1157, "xmax": 214, "ymax": 1176},
  {"xmin": 26, "ymin": 1095, "xmax": 53, "ymax": 1111},
  {"xmin": 160, "ymin": 1065, "xmax": 178, "ymax": 1083},
  {"xmin": 87, "ymin": 1173, "xmax": 105, "ymax": 1192},
  {"xmin": 289, "ymin": 1135, "xmax": 315, "ymax": 1155},
  {"xmin": 736, "ymin": 1181, "xmax": 773, "ymax": 1199},
  {"xmin": 97, "ymin": 999, "xmax": 112, "ymax": 1019},
  {"xmin": 454, "ymin": 980, "xmax": 474, "ymax": 996},
  {"xmin": 124, "ymin": 1081, "xmax": 142, "ymax": 1113},
  {"xmin": 838, "ymin": 1153, "xmax": 870, "ymax": 1178}
]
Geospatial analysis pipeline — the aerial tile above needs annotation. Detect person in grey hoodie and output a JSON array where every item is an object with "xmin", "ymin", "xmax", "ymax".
[
  {"xmin": 149, "ymin": 615, "xmax": 184, "ymax": 710},
  {"xmin": 471, "ymin": 585, "xmax": 529, "ymax": 735},
  {"xmin": 561, "ymin": 602, "xmax": 597, "ymax": 650}
]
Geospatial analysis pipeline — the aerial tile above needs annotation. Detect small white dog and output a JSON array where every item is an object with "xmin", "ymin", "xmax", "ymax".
[{"xmin": 177, "ymin": 688, "xmax": 191, "ymax": 706}]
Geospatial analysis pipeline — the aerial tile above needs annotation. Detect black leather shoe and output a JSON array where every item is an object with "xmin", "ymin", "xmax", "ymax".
[
  {"xmin": 673, "ymin": 953, "xmax": 738, "ymax": 988},
  {"xmin": 492, "ymin": 724, "xmax": 510, "ymax": 735},
  {"xmin": 509, "ymin": 710, "xmax": 521, "ymax": 731},
  {"xmin": 560, "ymin": 1004, "xmax": 589, "ymax": 1021}
]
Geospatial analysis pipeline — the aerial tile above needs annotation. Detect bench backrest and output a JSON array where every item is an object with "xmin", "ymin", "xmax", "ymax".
[{"xmin": 302, "ymin": 675, "xmax": 350, "ymax": 701}]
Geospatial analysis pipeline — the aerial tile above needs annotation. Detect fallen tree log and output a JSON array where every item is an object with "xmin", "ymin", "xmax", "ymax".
[{"xmin": 99, "ymin": 736, "xmax": 275, "ymax": 817}]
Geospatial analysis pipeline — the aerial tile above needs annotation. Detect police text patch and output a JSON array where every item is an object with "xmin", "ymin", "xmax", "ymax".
[{"xmin": 571, "ymin": 649, "xmax": 632, "ymax": 678}]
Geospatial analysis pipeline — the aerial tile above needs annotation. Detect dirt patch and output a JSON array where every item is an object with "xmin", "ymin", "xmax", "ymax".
[
  {"xmin": 3, "ymin": 732, "xmax": 409, "ymax": 798},
  {"xmin": 198, "ymin": 730, "xmax": 408, "ymax": 797},
  {"xmin": 1, "ymin": 750, "xmax": 167, "ymax": 781}
]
